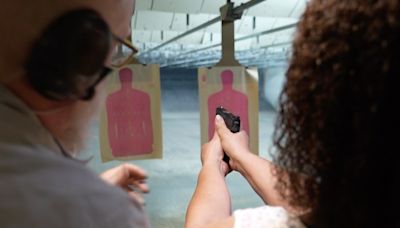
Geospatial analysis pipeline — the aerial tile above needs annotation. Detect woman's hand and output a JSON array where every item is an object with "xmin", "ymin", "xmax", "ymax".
[
  {"xmin": 215, "ymin": 115, "xmax": 252, "ymax": 173},
  {"xmin": 201, "ymin": 118, "xmax": 231, "ymax": 176},
  {"xmin": 100, "ymin": 163, "xmax": 149, "ymax": 205}
]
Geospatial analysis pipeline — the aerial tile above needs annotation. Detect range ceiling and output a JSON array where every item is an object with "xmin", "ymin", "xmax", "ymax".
[{"xmin": 132, "ymin": 0, "xmax": 307, "ymax": 68}]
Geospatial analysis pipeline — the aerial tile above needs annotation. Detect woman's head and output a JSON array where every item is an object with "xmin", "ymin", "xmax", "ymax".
[{"xmin": 274, "ymin": 0, "xmax": 400, "ymax": 226}]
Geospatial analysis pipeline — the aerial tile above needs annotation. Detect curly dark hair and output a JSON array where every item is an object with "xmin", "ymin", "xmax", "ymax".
[{"xmin": 273, "ymin": 0, "xmax": 400, "ymax": 227}]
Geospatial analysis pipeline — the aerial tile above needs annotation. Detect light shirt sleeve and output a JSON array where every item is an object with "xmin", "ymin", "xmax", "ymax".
[{"xmin": 233, "ymin": 206, "xmax": 306, "ymax": 228}]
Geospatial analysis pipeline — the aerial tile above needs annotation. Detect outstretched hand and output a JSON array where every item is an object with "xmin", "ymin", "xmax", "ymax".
[{"xmin": 100, "ymin": 163, "xmax": 149, "ymax": 205}]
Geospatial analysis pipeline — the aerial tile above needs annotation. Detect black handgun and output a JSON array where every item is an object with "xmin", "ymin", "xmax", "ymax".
[{"xmin": 216, "ymin": 106, "xmax": 240, "ymax": 164}]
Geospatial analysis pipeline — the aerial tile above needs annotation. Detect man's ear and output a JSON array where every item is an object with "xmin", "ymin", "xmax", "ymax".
[{"xmin": 25, "ymin": 9, "xmax": 112, "ymax": 101}]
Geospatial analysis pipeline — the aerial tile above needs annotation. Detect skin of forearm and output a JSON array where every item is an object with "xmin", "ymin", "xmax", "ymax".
[
  {"xmin": 185, "ymin": 162, "xmax": 232, "ymax": 228},
  {"xmin": 235, "ymin": 152, "xmax": 289, "ymax": 208}
]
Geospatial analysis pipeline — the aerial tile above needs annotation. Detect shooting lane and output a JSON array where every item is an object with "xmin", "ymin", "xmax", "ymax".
[
  {"xmin": 82, "ymin": 0, "xmax": 303, "ymax": 227},
  {"xmin": 198, "ymin": 2, "xmax": 259, "ymax": 154}
]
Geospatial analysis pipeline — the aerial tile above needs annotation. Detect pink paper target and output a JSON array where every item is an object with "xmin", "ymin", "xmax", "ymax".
[
  {"xmin": 106, "ymin": 68, "xmax": 153, "ymax": 156},
  {"xmin": 207, "ymin": 69, "xmax": 249, "ymax": 139}
]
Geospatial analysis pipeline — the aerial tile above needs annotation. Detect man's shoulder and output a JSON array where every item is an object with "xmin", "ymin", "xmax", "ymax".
[{"xmin": 0, "ymin": 148, "xmax": 150, "ymax": 228}]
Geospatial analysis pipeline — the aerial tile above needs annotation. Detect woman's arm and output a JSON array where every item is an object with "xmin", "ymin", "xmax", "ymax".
[
  {"xmin": 234, "ymin": 151, "xmax": 285, "ymax": 207},
  {"xmin": 185, "ymin": 162, "xmax": 233, "ymax": 228},
  {"xmin": 214, "ymin": 115, "xmax": 292, "ymax": 211},
  {"xmin": 185, "ymin": 126, "xmax": 234, "ymax": 228}
]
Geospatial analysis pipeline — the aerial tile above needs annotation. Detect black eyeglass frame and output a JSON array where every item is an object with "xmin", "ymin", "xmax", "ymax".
[
  {"xmin": 82, "ymin": 35, "xmax": 139, "ymax": 100},
  {"xmin": 110, "ymin": 35, "xmax": 139, "ymax": 68}
]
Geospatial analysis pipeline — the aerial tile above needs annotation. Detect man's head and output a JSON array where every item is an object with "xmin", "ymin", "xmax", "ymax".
[
  {"xmin": 0, "ymin": 0, "xmax": 135, "ymax": 82},
  {"xmin": 0, "ymin": 0, "xmax": 136, "ymax": 154},
  {"xmin": 25, "ymin": 9, "xmax": 113, "ymax": 101}
]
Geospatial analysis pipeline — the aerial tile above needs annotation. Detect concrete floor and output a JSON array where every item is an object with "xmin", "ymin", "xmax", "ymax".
[{"xmin": 82, "ymin": 110, "xmax": 277, "ymax": 228}]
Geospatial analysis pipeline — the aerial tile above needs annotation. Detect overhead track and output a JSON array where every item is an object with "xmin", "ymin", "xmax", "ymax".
[
  {"xmin": 171, "ymin": 56, "xmax": 287, "ymax": 69},
  {"xmin": 138, "ymin": 0, "xmax": 267, "ymax": 57},
  {"xmin": 235, "ymin": 22, "xmax": 297, "ymax": 42},
  {"xmin": 165, "ymin": 44, "xmax": 290, "ymax": 68},
  {"xmin": 170, "ymin": 23, "xmax": 297, "ymax": 61}
]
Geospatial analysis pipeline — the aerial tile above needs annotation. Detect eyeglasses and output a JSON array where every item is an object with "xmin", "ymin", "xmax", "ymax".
[
  {"xmin": 110, "ymin": 35, "xmax": 139, "ymax": 68},
  {"xmin": 80, "ymin": 35, "xmax": 138, "ymax": 100}
]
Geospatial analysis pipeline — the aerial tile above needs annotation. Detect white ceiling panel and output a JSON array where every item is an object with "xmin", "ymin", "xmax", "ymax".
[
  {"xmin": 132, "ymin": 30, "xmax": 152, "ymax": 42},
  {"xmin": 150, "ymin": 31, "xmax": 162, "ymax": 43},
  {"xmin": 272, "ymin": 35, "xmax": 294, "ymax": 44},
  {"xmin": 195, "ymin": 33, "xmax": 222, "ymax": 46},
  {"xmin": 271, "ymin": 28, "xmax": 296, "ymax": 37},
  {"xmin": 200, "ymin": 0, "xmax": 248, "ymax": 14},
  {"xmin": 148, "ymin": 30, "xmax": 181, "ymax": 43},
  {"xmin": 270, "ymin": 18, "xmax": 297, "ymax": 36},
  {"xmin": 211, "ymin": 33, "xmax": 222, "ymax": 44},
  {"xmin": 258, "ymin": 36, "xmax": 278, "ymax": 46},
  {"xmin": 253, "ymin": 17, "xmax": 276, "ymax": 32},
  {"xmin": 134, "ymin": 12, "xmax": 222, "ymax": 33},
  {"xmin": 199, "ymin": 0, "xmax": 224, "ymax": 14},
  {"xmin": 204, "ymin": 20, "xmax": 221, "ymax": 33},
  {"xmin": 246, "ymin": 0, "xmax": 299, "ymax": 17},
  {"xmin": 135, "ymin": 0, "xmax": 152, "ymax": 10},
  {"xmin": 179, "ymin": 32, "xmax": 204, "ymax": 44},
  {"xmin": 169, "ymin": 13, "xmax": 188, "ymax": 31},
  {"xmin": 236, "ymin": 16, "xmax": 254, "ymax": 34},
  {"xmin": 273, "ymin": 17, "xmax": 298, "ymax": 26},
  {"xmin": 163, "ymin": 30, "xmax": 180, "ymax": 41},
  {"xmin": 290, "ymin": 0, "xmax": 308, "ymax": 18},
  {"xmin": 153, "ymin": 0, "xmax": 204, "ymax": 14},
  {"xmin": 187, "ymin": 14, "xmax": 212, "ymax": 29},
  {"xmin": 236, "ymin": 39, "xmax": 253, "ymax": 50},
  {"xmin": 256, "ymin": 33, "xmax": 293, "ymax": 47},
  {"xmin": 200, "ymin": 32, "xmax": 221, "ymax": 45},
  {"xmin": 134, "ymin": 11, "xmax": 173, "ymax": 30}
]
